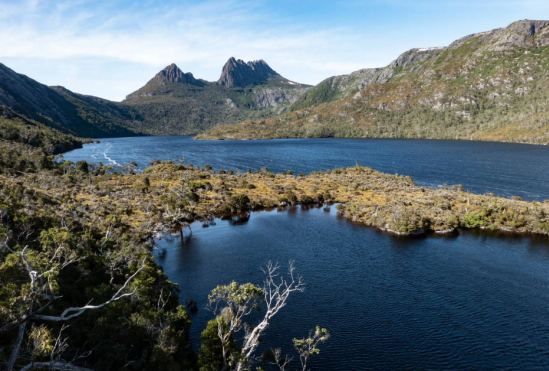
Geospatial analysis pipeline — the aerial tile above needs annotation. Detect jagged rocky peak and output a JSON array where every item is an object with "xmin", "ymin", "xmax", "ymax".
[
  {"xmin": 152, "ymin": 63, "xmax": 204, "ymax": 86},
  {"xmin": 217, "ymin": 57, "xmax": 280, "ymax": 87}
]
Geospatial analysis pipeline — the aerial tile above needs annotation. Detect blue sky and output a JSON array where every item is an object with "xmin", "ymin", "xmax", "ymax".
[{"xmin": 1, "ymin": 0, "xmax": 548, "ymax": 101}]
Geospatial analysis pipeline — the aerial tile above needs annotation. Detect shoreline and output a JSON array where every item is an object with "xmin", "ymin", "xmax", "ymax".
[
  {"xmin": 196, "ymin": 203, "xmax": 549, "ymax": 239},
  {"xmin": 193, "ymin": 133, "xmax": 549, "ymax": 146}
]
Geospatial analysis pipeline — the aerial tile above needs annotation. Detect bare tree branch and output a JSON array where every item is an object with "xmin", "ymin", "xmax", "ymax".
[
  {"xmin": 208, "ymin": 261, "xmax": 304, "ymax": 371},
  {"xmin": 19, "ymin": 361, "xmax": 94, "ymax": 371},
  {"xmin": 6, "ymin": 322, "xmax": 26, "ymax": 371},
  {"xmin": 31, "ymin": 257, "xmax": 146, "ymax": 322},
  {"xmin": 237, "ymin": 261, "xmax": 305, "ymax": 370}
]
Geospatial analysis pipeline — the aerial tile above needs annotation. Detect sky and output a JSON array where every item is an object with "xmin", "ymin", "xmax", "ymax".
[{"xmin": 1, "ymin": 0, "xmax": 548, "ymax": 101}]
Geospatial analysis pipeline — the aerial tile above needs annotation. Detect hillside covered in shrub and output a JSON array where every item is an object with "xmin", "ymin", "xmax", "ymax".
[{"xmin": 197, "ymin": 20, "xmax": 549, "ymax": 144}]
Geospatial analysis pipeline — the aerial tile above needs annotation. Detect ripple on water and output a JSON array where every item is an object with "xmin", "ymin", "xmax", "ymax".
[
  {"xmin": 63, "ymin": 137, "xmax": 549, "ymax": 201},
  {"xmin": 153, "ymin": 207, "xmax": 549, "ymax": 370}
]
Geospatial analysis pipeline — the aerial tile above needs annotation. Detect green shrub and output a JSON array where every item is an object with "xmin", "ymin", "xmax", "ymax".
[{"xmin": 464, "ymin": 211, "xmax": 485, "ymax": 228}]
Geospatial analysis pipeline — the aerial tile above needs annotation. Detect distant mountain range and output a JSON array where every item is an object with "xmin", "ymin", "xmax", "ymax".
[
  {"xmin": 3, "ymin": 19, "xmax": 549, "ymax": 144},
  {"xmin": 0, "ymin": 58, "xmax": 310, "ymax": 137},
  {"xmin": 122, "ymin": 58, "xmax": 309, "ymax": 135}
]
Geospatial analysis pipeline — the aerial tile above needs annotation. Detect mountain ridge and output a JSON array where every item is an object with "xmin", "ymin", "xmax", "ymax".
[
  {"xmin": 196, "ymin": 19, "xmax": 549, "ymax": 145},
  {"xmin": 0, "ymin": 58, "xmax": 309, "ymax": 137},
  {"xmin": 121, "ymin": 58, "xmax": 310, "ymax": 135},
  {"xmin": 217, "ymin": 57, "xmax": 281, "ymax": 87},
  {"xmin": 2, "ymin": 19, "xmax": 549, "ymax": 143},
  {"xmin": 0, "ymin": 62, "xmax": 138, "ymax": 138}
]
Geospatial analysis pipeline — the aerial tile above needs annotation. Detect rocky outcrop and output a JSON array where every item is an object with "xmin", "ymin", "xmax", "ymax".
[
  {"xmin": 150, "ymin": 63, "xmax": 205, "ymax": 87},
  {"xmin": 217, "ymin": 58, "xmax": 280, "ymax": 87},
  {"xmin": 290, "ymin": 47, "xmax": 441, "ymax": 110},
  {"xmin": 447, "ymin": 19, "xmax": 549, "ymax": 53},
  {"xmin": 253, "ymin": 87, "xmax": 310, "ymax": 112},
  {"xmin": 292, "ymin": 20, "xmax": 549, "ymax": 113},
  {"xmin": 491, "ymin": 20, "xmax": 549, "ymax": 50}
]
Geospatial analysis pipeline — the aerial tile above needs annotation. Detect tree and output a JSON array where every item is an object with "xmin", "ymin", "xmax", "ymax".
[
  {"xmin": 0, "ymin": 223, "xmax": 146, "ymax": 371},
  {"xmin": 74, "ymin": 161, "xmax": 88, "ymax": 173},
  {"xmin": 293, "ymin": 327, "xmax": 330, "ymax": 371},
  {"xmin": 198, "ymin": 318, "xmax": 240, "ymax": 371},
  {"xmin": 207, "ymin": 261, "xmax": 305, "ymax": 371}
]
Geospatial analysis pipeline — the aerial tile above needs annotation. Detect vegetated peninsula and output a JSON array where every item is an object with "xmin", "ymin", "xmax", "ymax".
[{"xmin": 197, "ymin": 20, "xmax": 549, "ymax": 144}]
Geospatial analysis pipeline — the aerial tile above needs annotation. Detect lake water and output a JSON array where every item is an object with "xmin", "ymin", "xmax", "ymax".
[
  {"xmin": 155, "ymin": 206, "xmax": 549, "ymax": 371},
  {"xmin": 63, "ymin": 137, "xmax": 549, "ymax": 369},
  {"xmin": 63, "ymin": 137, "xmax": 549, "ymax": 201}
]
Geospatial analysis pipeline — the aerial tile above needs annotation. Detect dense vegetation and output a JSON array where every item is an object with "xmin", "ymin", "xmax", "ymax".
[
  {"xmin": 0, "ymin": 108, "xmax": 91, "ymax": 172},
  {"xmin": 122, "ymin": 83, "xmax": 305, "ymax": 136}
]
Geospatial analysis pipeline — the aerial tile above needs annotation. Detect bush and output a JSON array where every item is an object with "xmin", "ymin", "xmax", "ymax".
[
  {"xmin": 75, "ymin": 160, "xmax": 89, "ymax": 173},
  {"xmin": 464, "ymin": 211, "xmax": 485, "ymax": 228},
  {"xmin": 223, "ymin": 194, "xmax": 251, "ymax": 212}
]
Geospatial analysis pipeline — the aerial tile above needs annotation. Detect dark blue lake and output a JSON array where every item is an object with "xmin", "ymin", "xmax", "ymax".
[
  {"xmin": 63, "ymin": 137, "xmax": 549, "ymax": 201},
  {"xmin": 156, "ymin": 206, "xmax": 549, "ymax": 371},
  {"xmin": 64, "ymin": 137, "xmax": 549, "ymax": 369}
]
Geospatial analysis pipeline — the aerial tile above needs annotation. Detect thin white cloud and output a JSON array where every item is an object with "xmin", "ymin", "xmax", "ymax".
[
  {"xmin": 0, "ymin": 1, "xmax": 362, "ymax": 66},
  {"xmin": 0, "ymin": 0, "xmax": 381, "ymax": 100},
  {"xmin": 1, "ymin": 0, "xmax": 548, "ymax": 100}
]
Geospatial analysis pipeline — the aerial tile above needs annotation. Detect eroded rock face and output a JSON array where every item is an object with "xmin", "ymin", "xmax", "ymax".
[
  {"xmin": 217, "ymin": 58, "xmax": 280, "ymax": 87},
  {"xmin": 253, "ymin": 87, "xmax": 310, "ymax": 109},
  {"xmin": 490, "ymin": 21, "xmax": 549, "ymax": 51},
  {"xmin": 447, "ymin": 20, "xmax": 549, "ymax": 53},
  {"xmin": 290, "ymin": 47, "xmax": 441, "ymax": 110}
]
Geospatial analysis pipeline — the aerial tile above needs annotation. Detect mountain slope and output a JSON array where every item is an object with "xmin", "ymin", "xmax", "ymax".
[
  {"xmin": 196, "ymin": 20, "xmax": 549, "ymax": 144},
  {"xmin": 0, "ymin": 104, "xmax": 90, "ymax": 174},
  {"xmin": 0, "ymin": 63, "xmax": 138, "ymax": 138},
  {"xmin": 289, "ymin": 47, "xmax": 441, "ymax": 111},
  {"xmin": 124, "ymin": 59, "xmax": 310, "ymax": 135}
]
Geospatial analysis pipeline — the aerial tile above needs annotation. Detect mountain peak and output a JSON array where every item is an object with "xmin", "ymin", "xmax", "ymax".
[
  {"xmin": 151, "ymin": 64, "xmax": 203, "ymax": 86},
  {"xmin": 217, "ymin": 57, "xmax": 280, "ymax": 87}
]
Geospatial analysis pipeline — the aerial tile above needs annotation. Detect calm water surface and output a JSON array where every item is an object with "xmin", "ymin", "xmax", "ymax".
[
  {"xmin": 155, "ymin": 207, "xmax": 549, "ymax": 370},
  {"xmin": 63, "ymin": 137, "xmax": 549, "ymax": 201}
]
